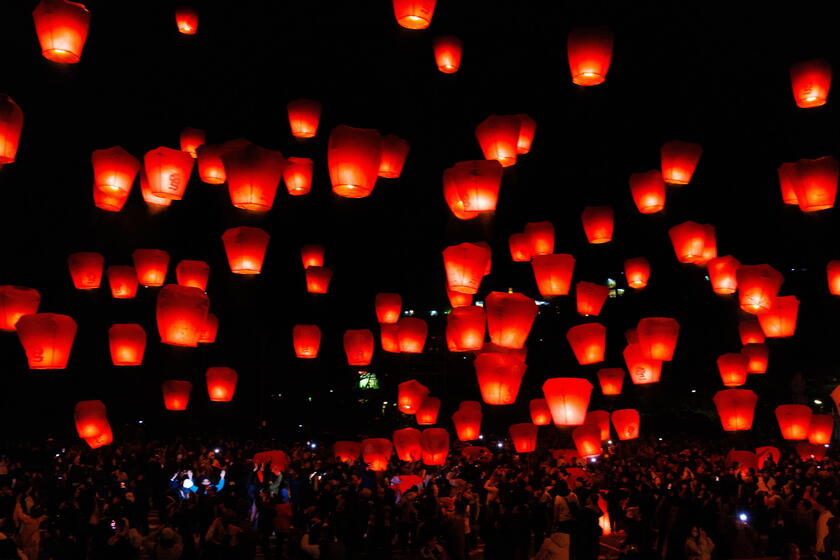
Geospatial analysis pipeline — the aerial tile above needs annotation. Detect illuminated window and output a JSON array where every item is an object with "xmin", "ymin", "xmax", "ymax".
[{"xmin": 359, "ymin": 372, "xmax": 379, "ymax": 390}]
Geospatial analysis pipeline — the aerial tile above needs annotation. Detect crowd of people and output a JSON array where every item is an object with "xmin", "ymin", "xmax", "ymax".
[{"xmin": 0, "ymin": 435, "xmax": 838, "ymax": 560}]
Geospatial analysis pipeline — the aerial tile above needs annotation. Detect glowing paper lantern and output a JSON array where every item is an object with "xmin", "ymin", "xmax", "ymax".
[
  {"xmin": 585, "ymin": 410, "xmax": 611, "ymax": 440},
  {"xmin": 778, "ymin": 162, "xmax": 799, "ymax": 205},
  {"xmin": 198, "ymin": 313, "xmax": 218, "ymax": 344},
  {"xmin": 443, "ymin": 242, "xmax": 491, "ymax": 294},
  {"xmin": 284, "ymin": 157, "xmax": 313, "ymax": 196},
  {"xmin": 567, "ymin": 27, "xmax": 613, "ymax": 86},
  {"xmin": 806, "ymin": 414, "xmax": 833, "ymax": 445},
  {"xmin": 758, "ymin": 295, "xmax": 799, "ymax": 338},
  {"xmin": 828, "ymin": 260, "xmax": 840, "ymax": 295},
  {"xmin": 0, "ymin": 95, "xmax": 23, "ymax": 164},
  {"xmin": 175, "ymin": 6, "xmax": 198, "ymax": 34},
  {"xmin": 698, "ymin": 225, "xmax": 717, "ymax": 265},
  {"xmin": 380, "ymin": 323, "xmax": 400, "ymax": 353},
  {"xmin": 108, "ymin": 324, "xmax": 146, "ymax": 366},
  {"xmin": 443, "ymin": 167, "xmax": 479, "ymax": 220},
  {"xmin": 287, "ymin": 99, "xmax": 322, "ymax": 139},
  {"xmin": 624, "ymin": 257, "xmax": 650, "ymax": 289},
  {"xmin": 474, "ymin": 352, "xmax": 526, "ymax": 405},
  {"xmin": 195, "ymin": 139, "xmax": 249, "ymax": 185},
  {"xmin": 392, "ymin": 0, "xmax": 435, "ymax": 29},
  {"xmin": 176, "ymin": 260, "xmax": 209, "ymax": 291},
  {"xmin": 452, "ymin": 402, "xmax": 482, "ymax": 441},
  {"xmin": 532, "ymin": 254, "xmax": 576, "ymax": 297},
  {"xmin": 83, "ymin": 422, "xmax": 112, "ymax": 449},
  {"xmin": 334, "ymin": 441, "xmax": 361, "ymax": 463},
  {"xmin": 415, "ymin": 396, "xmax": 440, "ymax": 425},
  {"xmin": 138, "ymin": 165, "xmax": 171, "ymax": 207},
  {"xmin": 162, "ymin": 380, "xmax": 192, "ymax": 411},
  {"xmin": 623, "ymin": 344, "xmax": 662, "ymax": 385},
  {"xmin": 375, "ymin": 293, "xmax": 402, "ymax": 324},
  {"xmin": 660, "ymin": 140, "xmax": 702, "ymax": 185},
  {"xmin": 566, "ymin": 323, "xmax": 606, "ymax": 365},
  {"xmin": 328, "ymin": 125, "xmax": 383, "ymax": 198},
  {"xmin": 32, "ymin": 0, "xmax": 90, "ymax": 63},
  {"xmin": 301, "ymin": 245, "xmax": 325, "ymax": 269},
  {"xmin": 706, "ymin": 255, "xmax": 740, "ymax": 295},
  {"xmin": 362, "ymin": 438, "xmax": 393, "ymax": 471},
  {"xmin": 524, "ymin": 221, "xmax": 554, "ymax": 256},
  {"xmin": 717, "ymin": 353, "xmax": 748, "ymax": 387},
  {"xmin": 542, "ymin": 377, "xmax": 592, "ymax": 426},
  {"xmin": 305, "ymin": 267, "xmax": 332, "ymax": 294},
  {"xmin": 0, "ymin": 286, "xmax": 40, "ymax": 331},
  {"xmin": 91, "ymin": 146, "xmax": 140, "ymax": 205},
  {"xmin": 107, "ymin": 266, "xmax": 138, "ymax": 299},
  {"xmin": 397, "ymin": 318, "xmax": 426, "ymax": 353},
  {"xmin": 509, "ymin": 234, "xmax": 531, "ymax": 262},
  {"xmin": 713, "ymin": 389, "xmax": 757, "ymax": 431},
  {"xmin": 485, "ymin": 291, "xmax": 537, "ymax": 349},
  {"xmin": 572, "ymin": 424, "xmax": 602, "ymax": 458},
  {"xmin": 790, "ymin": 58, "xmax": 832, "ymax": 108},
  {"xmin": 581, "ymin": 206, "xmax": 614, "ymax": 244},
  {"xmin": 668, "ymin": 221, "xmax": 707, "ymax": 264},
  {"xmin": 206, "ymin": 367, "xmax": 237, "ymax": 402},
  {"xmin": 144, "ymin": 147, "xmax": 194, "ymax": 200},
  {"xmin": 155, "ymin": 285, "xmax": 209, "ymax": 347},
  {"xmin": 527, "ymin": 398, "xmax": 551, "ymax": 426},
  {"xmin": 509, "ymin": 423, "xmax": 538, "ymax": 453},
  {"xmin": 775, "ymin": 404, "xmax": 812, "ymax": 440},
  {"xmin": 420, "ymin": 428, "xmax": 449, "ymax": 465},
  {"xmin": 180, "ymin": 127, "xmax": 204, "ymax": 157},
  {"xmin": 393, "ymin": 428, "xmax": 422, "ymax": 462},
  {"xmin": 93, "ymin": 183, "xmax": 128, "ymax": 211},
  {"xmin": 514, "ymin": 114, "xmax": 537, "ymax": 154},
  {"xmin": 398, "ymin": 380, "xmax": 429, "ymax": 414},
  {"xmin": 16, "ymin": 313, "xmax": 76, "ymax": 369},
  {"xmin": 576, "ymin": 282, "xmax": 608, "ymax": 316},
  {"xmin": 450, "ymin": 160, "xmax": 504, "ymax": 212},
  {"xmin": 446, "ymin": 305, "xmax": 485, "ymax": 351},
  {"xmin": 756, "ymin": 446, "xmax": 781, "ymax": 469},
  {"xmin": 793, "ymin": 156, "xmax": 838, "ymax": 212},
  {"xmin": 611, "ymin": 409, "xmax": 640, "ymax": 440},
  {"xmin": 637, "ymin": 317, "xmax": 679, "ymax": 361},
  {"xmin": 223, "ymin": 143, "xmax": 286, "ymax": 211},
  {"xmin": 292, "ymin": 325, "xmax": 321, "ymax": 358},
  {"xmin": 74, "ymin": 400, "xmax": 107, "ymax": 439},
  {"xmin": 741, "ymin": 343, "xmax": 769, "ymax": 374},
  {"xmin": 475, "ymin": 115, "xmax": 520, "ymax": 167},
  {"xmin": 67, "ymin": 252, "xmax": 104, "ymax": 290},
  {"xmin": 446, "ymin": 287, "xmax": 472, "ymax": 308},
  {"xmin": 344, "ymin": 329, "xmax": 374, "ymax": 366},
  {"xmin": 629, "ymin": 170, "xmax": 666, "ymax": 214},
  {"xmin": 433, "ymin": 35, "xmax": 462, "ymax": 73},
  {"xmin": 597, "ymin": 368, "xmax": 624, "ymax": 396},
  {"xmin": 739, "ymin": 318, "xmax": 765, "ymax": 345},
  {"xmin": 132, "ymin": 249, "xmax": 169, "ymax": 287},
  {"xmin": 378, "ymin": 135, "xmax": 410, "ymax": 179},
  {"xmin": 222, "ymin": 226, "xmax": 269, "ymax": 275}
]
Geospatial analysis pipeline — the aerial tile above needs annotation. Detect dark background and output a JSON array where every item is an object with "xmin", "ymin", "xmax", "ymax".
[{"xmin": 1, "ymin": 1, "xmax": 839, "ymax": 448}]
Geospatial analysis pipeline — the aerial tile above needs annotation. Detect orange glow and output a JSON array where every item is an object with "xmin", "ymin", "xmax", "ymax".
[
  {"xmin": 91, "ymin": 146, "xmax": 140, "ymax": 198},
  {"xmin": 206, "ymin": 367, "xmax": 237, "ymax": 402},
  {"xmin": 542, "ymin": 377, "xmax": 592, "ymax": 426},
  {"xmin": 108, "ymin": 324, "xmax": 146, "ymax": 366},
  {"xmin": 379, "ymin": 323, "xmax": 399, "ymax": 353},
  {"xmin": 375, "ymin": 293, "xmax": 402, "ymax": 324},
  {"xmin": 585, "ymin": 410, "xmax": 611, "ymax": 441},
  {"xmin": 446, "ymin": 287, "xmax": 473, "ymax": 308},
  {"xmin": 567, "ymin": 27, "xmax": 613, "ymax": 86},
  {"xmin": 305, "ymin": 266, "xmax": 333, "ymax": 294},
  {"xmin": 362, "ymin": 438, "xmax": 393, "ymax": 471},
  {"xmin": 328, "ymin": 125, "xmax": 383, "ymax": 198},
  {"xmin": 566, "ymin": 323, "xmax": 606, "ymax": 365},
  {"xmin": 392, "ymin": 0, "xmax": 436, "ymax": 29},
  {"xmin": 179, "ymin": 127, "xmax": 205, "ymax": 157},
  {"xmin": 449, "ymin": 160, "xmax": 504, "ymax": 212},
  {"xmin": 612, "ymin": 409, "xmax": 640, "ymax": 440},
  {"xmin": 107, "ymin": 266, "xmax": 139, "ymax": 299},
  {"xmin": 796, "ymin": 442, "xmax": 827, "ymax": 461},
  {"xmin": 623, "ymin": 344, "xmax": 662, "ymax": 385},
  {"xmin": 284, "ymin": 156, "xmax": 314, "ymax": 196},
  {"xmin": 828, "ymin": 260, "xmax": 840, "ymax": 295},
  {"xmin": 793, "ymin": 156, "xmax": 838, "ymax": 212},
  {"xmin": 67, "ymin": 252, "xmax": 104, "ymax": 290},
  {"xmin": 446, "ymin": 305, "xmax": 485, "ymax": 351},
  {"xmin": 398, "ymin": 317, "xmax": 427, "ymax": 353},
  {"xmin": 378, "ymin": 135, "xmax": 410, "ymax": 178},
  {"xmin": 0, "ymin": 286, "xmax": 40, "ymax": 331},
  {"xmin": 84, "ymin": 422, "xmax": 113, "ymax": 449},
  {"xmin": 713, "ymin": 389, "xmax": 757, "ymax": 431},
  {"xmin": 420, "ymin": 428, "xmax": 449, "ymax": 465},
  {"xmin": 637, "ymin": 317, "xmax": 679, "ymax": 361},
  {"xmin": 452, "ymin": 401, "xmax": 482, "ymax": 441},
  {"xmin": 433, "ymin": 35, "xmax": 462, "ymax": 73},
  {"xmin": 176, "ymin": 260, "xmax": 210, "ymax": 291},
  {"xmin": 175, "ymin": 6, "xmax": 198, "ymax": 34},
  {"xmin": 474, "ymin": 352, "xmax": 526, "ymax": 405},
  {"xmin": 581, "ymin": 206, "xmax": 614, "ymax": 244},
  {"xmin": 393, "ymin": 427, "xmax": 422, "ymax": 462},
  {"xmin": 531, "ymin": 253, "xmax": 575, "ymax": 297},
  {"xmin": 576, "ymin": 281, "xmax": 609, "ymax": 316},
  {"xmin": 509, "ymin": 423, "xmax": 538, "ymax": 453},
  {"xmin": 442, "ymin": 166, "xmax": 479, "ymax": 220},
  {"xmin": 668, "ymin": 221, "xmax": 707, "ymax": 264},
  {"xmin": 287, "ymin": 98, "xmax": 322, "ymax": 138},
  {"xmin": 344, "ymin": 329, "xmax": 374, "ymax": 366},
  {"xmin": 16, "ymin": 313, "xmax": 77, "ymax": 369},
  {"xmin": 222, "ymin": 226, "xmax": 269, "ymax": 274},
  {"xmin": 144, "ymin": 146, "xmax": 195, "ymax": 200},
  {"xmin": 524, "ymin": 221, "xmax": 554, "ymax": 255},
  {"xmin": 529, "ymin": 398, "xmax": 552, "ymax": 425},
  {"xmin": 300, "ymin": 244, "xmax": 325, "ymax": 269},
  {"xmin": 485, "ymin": 291, "xmax": 537, "ymax": 349},
  {"xmin": 738, "ymin": 318, "xmax": 765, "ymax": 345},
  {"xmin": 736, "ymin": 264, "xmax": 784, "ymax": 314},
  {"xmin": 597, "ymin": 368, "xmax": 624, "ymax": 396},
  {"xmin": 515, "ymin": 114, "xmax": 537, "ymax": 154},
  {"xmin": 790, "ymin": 58, "xmax": 831, "ymax": 108},
  {"xmin": 758, "ymin": 295, "xmax": 798, "ymax": 338},
  {"xmin": 74, "ymin": 400, "xmax": 107, "ymax": 439},
  {"xmin": 93, "ymin": 183, "xmax": 129, "ymax": 212},
  {"xmin": 162, "ymin": 380, "xmax": 192, "ymax": 411},
  {"xmin": 293, "ymin": 324, "xmax": 321, "ymax": 358},
  {"xmin": 508, "ymin": 233, "xmax": 531, "ymax": 262},
  {"xmin": 132, "ymin": 249, "xmax": 169, "ymax": 287},
  {"xmin": 195, "ymin": 139, "xmax": 249, "ymax": 185},
  {"xmin": 741, "ymin": 343, "xmax": 769, "ymax": 374},
  {"xmin": 413, "ymin": 396, "xmax": 441, "ymax": 425},
  {"xmin": 223, "ymin": 143, "xmax": 286, "ymax": 211},
  {"xmin": 775, "ymin": 404, "xmax": 812, "ymax": 440},
  {"xmin": 334, "ymin": 441, "xmax": 361, "ymax": 463},
  {"xmin": 139, "ymin": 164, "xmax": 172, "ymax": 207},
  {"xmin": 807, "ymin": 414, "xmax": 833, "ymax": 445},
  {"xmin": 33, "ymin": 0, "xmax": 90, "ymax": 63},
  {"xmin": 398, "ymin": 380, "xmax": 429, "ymax": 414},
  {"xmin": 624, "ymin": 257, "xmax": 650, "ymax": 289},
  {"xmin": 476, "ymin": 115, "xmax": 521, "ymax": 167},
  {"xmin": 717, "ymin": 353, "xmax": 748, "ymax": 387},
  {"xmin": 0, "ymin": 95, "xmax": 24, "ymax": 164},
  {"xmin": 443, "ymin": 242, "xmax": 491, "ymax": 294},
  {"xmin": 661, "ymin": 140, "xmax": 703, "ymax": 185},
  {"xmin": 198, "ymin": 313, "xmax": 218, "ymax": 344},
  {"xmin": 778, "ymin": 162, "xmax": 799, "ymax": 205},
  {"xmin": 573, "ymin": 424, "xmax": 602, "ymax": 458},
  {"xmin": 629, "ymin": 170, "xmax": 666, "ymax": 214},
  {"xmin": 155, "ymin": 285, "xmax": 209, "ymax": 347},
  {"xmin": 706, "ymin": 255, "xmax": 740, "ymax": 294}
]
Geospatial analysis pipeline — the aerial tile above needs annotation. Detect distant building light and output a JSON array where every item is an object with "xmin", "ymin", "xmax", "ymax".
[
  {"xmin": 814, "ymin": 399, "xmax": 823, "ymax": 405},
  {"xmin": 535, "ymin": 300, "xmax": 551, "ymax": 306},
  {"xmin": 429, "ymin": 310, "xmax": 438, "ymax": 317},
  {"xmin": 607, "ymin": 278, "xmax": 616, "ymax": 288},
  {"xmin": 476, "ymin": 301, "xmax": 484, "ymax": 307},
  {"xmin": 478, "ymin": 434, "xmax": 484, "ymax": 440}
]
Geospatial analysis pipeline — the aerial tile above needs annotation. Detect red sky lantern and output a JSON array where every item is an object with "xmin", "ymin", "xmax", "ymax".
[
  {"xmin": 344, "ymin": 329, "xmax": 374, "ymax": 366},
  {"xmin": 108, "ymin": 323, "xmax": 146, "ymax": 366},
  {"xmin": 629, "ymin": 170, "xmax": 666, "ymax": 214},
  {"xmin": 33, "ymin": 0, "xmax": 90, "ymax": 63},
  {"xmin": 581, "ymin": 206, "xmax": 614, "ymax": 244},
  {"xmin": 474, "ymin": 352, "xmax": 526, "ymax": 405},
  {"xmin": 713, "ymin": 389, "xmax": 757, "ymax": 431},
  {"xmin": 739, "ymin": 318, "xmax": 765, "ymax": 345},
  {"xmin": 328, "ymin": 125, "xmax": 383, "ymax": 198},
  {"xmin": 775, "ymin": 404, "xmax": 812, "ymax": 440},
  {"xmin": 585, "ymin": 410, "xmax": 611, "ymax": 441},
  {"xmin": 67, "ymin": 252, "xmax": 104, "ymax": 290},
  {"xmin": 532, "ymin": 254, "xmax": 575, "ymax": 297},
  {"xmin": 443, "ymin": 167, "xmax": 479, "ymax": 220},
  {"xmin": 741, "ymin": 343, "xmax": 769, "ymax": 374},
  {"xmin": 93, "ymin": 180, "xmax": 128, "ymax": 212},
  {"xmin": 421, "ymin": 428, "xmax": 449, "ymax": 465},
  {"xmin": 433, "ymin": 35, "xmax": 462, "ymax": 73},
  {"xmin": 144, "ymin": 147, "xmax": 194, "ymax": 200},
  {"xmin": 717, "ymin": 353, "xmax": 748, "ymax": 387},
  {"xmin": 661, "ymin": 140, "xmax": 702, "ymax": 185},
  {"xmin": 393, "ymin": 428, "xmax": 422, "ymax": 462},
  {"xmin": 156, "ymin": 285, "xmax": 209, "ymax": 347},
  {"xmin": 828, "ymin": 260, "xmax": 840, "ymax": 295},
  {"xmin": 222, "ymin": 226, "xmax": 269, "ymax": 275},
  {"xmin": 446, "ymin": 287, "xmax": 473, "ymax": 308},
  {"xmin": 362, "ymin": 439, "xmax": 393, "ymax": 471},
  {"xmin": 698, "ymin": 224, "xmax": 717, "ymax": 265},
  {"xmin": 378, "ymin": 135, "xmax": 410, "ymax": 179},
  {"xmin": 793, "ymin": 156, "xmax": 838, "ymax": 212},
  {"xmin": 198, "ymin": 313, "xmax": 218, "ymax": 344},
  {"xmin": 283, "ymin": 157, "xmax": 313, "ymax": 196},
  {"xmin": 573, "ymin": 424, "xmax": 602, "ymax": 458},
  {"xmin": 91, "ymin": 146, "xmax": 140, "ymax": 202},
  {"xmin": 132, "ymin": 249, "xmax": 169, "ymax": 287},
  {"xmin": 566, "ymin": 323, "xmax": 606, "ymax": 365},
  {"xmin": 668, "ymin": 221, "xmax": 707, "ymax": 264},
  {"xmin": 162, "ymin": 380, "xmax": 192, "ymax": 411},
  {"xmin": 175, "ymin": 6, "xmax": 198, "ymax": 34},
  {"xmin": 417, "ymin": 396, "xmax": 441, "ymax": 425},
  {"xmin": 624, "ymin": 257, "xmax": 650, "ymax": 289},
  {"xmin": 479, "ymin": 342, "xmax": 528, "ymax": 362},
  {"xmin": 475, "ymin": 115, "xmax": 521, "ymax": 167},
  {"xmin": 567, "ymin": 27, "xmax": 613, "ymax": 86},
  {"xmin": 637, "ymin": 317, "xmax": 679, "ymax": 361},
  {"xmin": 452, "ymin": 404, "xmax": 482, "ymax": 441},
  {"xmin": 381, "ymin": 323, "xmax": 400, "ymax": 353},
  {"xmin": 287, "ymin": 98, "xmax": 322, "ymax": 139},
  {"xmin": 597, "ymin": 368, "xmax": 624, "ymax": 396},
  {"xmin": 706, "ymin": 255, "xmax": 740, "ymax": 295},
  {"xmin": 138, "ymin": 164, "xmax": 171, "ymax": 207},
  {"xmin": 612, "ymin": 409, "xmax": 640, "ymax": 440},
  {"xmin": 542, "ymin": 377, "xmax": 592, "ymax": 426},
  {"xmin": 485, "ymin": 291, "xmax": 537, "ymax": 349},
  {"xmin": 790, "ymin": 58, "xmax": 832, "ymax": 108},
  {"xmin": 301, "ymin": 244, "xmax": 325, "ymax": 269},
  {"xmin": 206, "ymin": 367, "xmax": 237, "ymax": 402},
  {"xmin": 334, "ymin": 441, "xmax": 361, "ymax": 463},
  {"xmin": 524, "ymin": 221, "xmax": 555, "ymax": 256},
  {"xmin": 107, "ymin": 266, "xmax": 138, "ymax": 299},
  {"xmin": 398, "ymin": 318, "xmax": 427, "ymax": 353},
  {"xmin": 293, "ymin": 325, "xmax": 321, "ymax": 358},
  {"xmin": 509, "ymin": 423, "xmax": 538, "ymax": 453},
  {"xmin": 443, "ymin": 242, "xmax": 491, "ymax": 295},
  {"xmin": 737, "ymin": 264, "xmax": 784, "ymax": 314},
  {"xmin": 756, "ymin": 446, "xmax": 781, "ymax": 469},
  {"xmin": 449, "ymin": 160, "xmax": 504, "ymax": 212},
  {"xmin": 758, "ymin": 295, "xmax": 799, "ymax": 338},
  {"xmin": 16, "ymin": 313, "xmax": 77, "ymax": 369},
  {"xmin": 530, "ymin": 398, "xmax": 552, "ymax": 426},
  {"xmin": 515, "ymin": 114, "xmax": 537, "ymax": 154},
  {"xmin": 74, "ymin": 400, "xmax": 107, "ymax": 439},
  {"xmin": 509, "ymin": 233, "xmax": 531, "ymax": 262},
  {"xmin": 623, "ymin": 344, "xmax": 662, "ymax": 385},
  {"xmin": 176, "ymin": 260, "xmax": 209, "ymax": 291},
  {"xmin": 778, "ymin": 162, "xmax": 799, "ymax": 205},
  {"xmin": 83, "ymin": 422, "xmax": 113, "ymax": 449},
  {"xmin": 398, "ymin": 380, "xmax": 429, "ymax": 414},
  {"xmin": 808, "ymin": 414, "xmax": 833, "ymax": 445},
  {"xmin": 0, "ymin": 286, "xmax": 40, "ymax": 332},
  {"xmin": 195, "ymin": 139, "xmax": 248, "ymax": 185},
  {"xmin": 180, "ymin": 127, "xmax": 204, "ymax": 157},
  {"xmin": 392, "ymin": 0, "xmax": 435, "ymax": 29},
  {"xmin": 446, "ymin": 305, "xmax": 485, "ymax": 351},
  {"xmin": 375, "ymin": 293, "xmax": 402, "ymax": 324},
  {"xmin": 576, "ymin": 281, "xmax": 609, "ymax": 316},
  {"xmin": 0, "ymin": 95, "xmax": 23, "ymax": 164},
  {"xmin": 305, "ymin": 267, "xmax": 333, "ymax": 294},
  {"xmin": 222, "ymin": 143, "xmax": 286, "ymax": 211}
]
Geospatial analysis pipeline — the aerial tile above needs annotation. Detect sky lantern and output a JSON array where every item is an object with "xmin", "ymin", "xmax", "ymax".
[
  {"xmin": 433, "ymin": 35, "xmax": 462, "ymax": 73},
  {"xmin": 67, "ymin": 252, "xmax": 104, "ymax": 290},
  {"xmin": 698, "ymin": 225, "xmax": 717, "ymax": 265},
  {"xmin": 509, "ymin": 233, "xmax": 531, "ymax": 262},
  {"xmin": 283, "ymin": 157, "xmax": 313, "ymax": 196},
  {"xmin": 0, "ymin": 95, "xmax": 23, "ymax": 164},
  {"xmin": 328, "ymin": 125, "xmax": 383, "ymax": 198},
  {"xmin": 624, "ymin": 257, "xmax": 650, "ymax": 289},
  {"xmin": 162, "ymin": 380, "xmax": 192, "ymax": 411},
  {"xmin": 452, "ymin": 403, "xmax": 482, "ymax": 441},
  {"xmin": 375, "ymin": 293, "xmax": 402, "ymax": 324},
  {"xmin": 449, "ymin": 160, "xmax": 504, "ymax": 212},
  {"xmin": 756, "ymin": 446, "xmax": 781, "ymax": 469},
  {"xmin": 524, "ymin": 221, "xmax": 555, "ymax": 256},
  {"xmin": 576, "ymin": 281, "xmax": 609, "ymax": 316},
  {"xmin": 176, "ymin": 260, "xmax": 209, "ymax": 291},
  {"xmin": 532, "ymin": 254, "xmax": 576, "ymax": 297},
  {"xmin": 179, "ymin": 128, "xmax": 204, "ymax": 158},
  {"xmin": 175, "ymin": 6, "xmax": 198, "ymax": 34},
  {"xmin": 790, "ymin": 58, "xmax": 832, "ymax": 108},
  {"xmin": 474, "ymin": 352, "xmax": 526, "ymax": 405},
  {"xmin": 132, "ymin": 249, "xmax": 169, "ymax": 287},
  {"xmin": 91, "ymin": 146, "xmax": 140, "ymax": 203},
  {"xmin": 623, "ymin": 344, "xmax": 662, "ymax": 385},
  {"xmin": 741, "ymin": 343, "xmax": 769, "ymax": 374},
  {"xmin": 706, "ymin": 255, "xmax": 740, "ymax": 295},
  {"xmin": 443, "ymin": 242, "xmax": 491, "ymax": 294},
  {"xmin": 93, "ymin": 184, "xmax": 129, "ymax": 212},
  {"xmin": 194, "ymin": 139, "xmax": 248, "ymax": 185},
  {"xmin": 792, "ymin": 156, "xmax": 838, "ymax": 212},
  {"xmin": 293, "ymin": 324, "xmax": 321, "ymax": 358},
  {"xmin": 32, "ymin": 0, "xmax": 90, "ymax": 63},
  {"xmin": 737, "ymin": 264, "xmax": 783, "ymax": 314},
  {"xmin": 344, "ymin": 329, "xmax": 374, "ymax": 366},
  {"xmin": 713, "ymin": 389, "xmax": 757, "ymax": 431},
  {"xmin": 637, "ymin": 317, "xmax": 679, "ymax": 361},
  {"xmin": 807, "ymin": 414, "xmax": 833, "ymax": 445},
  {"xmin": 572, "ymin": 424, "xmax": 602, "ymax": 458},
  {"xmin": 581, "ymin": 206, "xmax": 614, "ymax": 244},
  {"xmin": 585, "ymin": 410, "xmax": 611, "ymax": 441},
  {"xmin": 156, "ymin": 285, "xmax": 209, "ymax": 347},
  {"xmin": 398, "ymin": 318, "xmax": 427, "ymax": 353},
  {"xmin": 223, "ymin": 143, "xmax": 286, "ymax": 211},
  {"xmin": 478, "ymin": 342, "xmax": 528, "ymax": 363},
  {"xmin": 198, "ymin": 313, "xmax": 218, "ymax": 343},
  {"xmin": 138, "ymin": 165, "xmax": 172, "ymax": 207},
  {"xmin": 485, "ymin": 291, "xmax": 537, "ymax": 349},
  {"xmin": 16, "ymin": 313, "xmax": 77, "ymax": 369},
  {"xmin": 597, "ymin": 368, "xmax": 624, "ymax": 396},
  {"xmin": 446, "ymin": 287, "xmax": 473, "ymax": 308},
  {"xmin": 421, "ymin": 428, "xmax": 449, "ymax": 465},
  {"xmin": 778, "ymin": 162, "xmax": 800, "ymax": 205},
  {"xmin": 475, "ymin": 115, "xmax": 521, "ymax": 167},
  {"xmin": 443, "ymin": 167, "xmax": 479, "ymax": 220},
  {"xmin": 398, "ymin": 380, "xmax": 429, "ymax": 414},
  {"xmin": 393, "ymin": 428, "xmax": 422, "ymax": 462},
  {"xmin": 0, "ymin": 286, "xmax": 40, "ymax": 331},
  {"xmin": 334, "ymin": 441, "xmax": 361, "ymax": 463},
  {"xmin": 542, "ymin": 377, "xmax": 592, "ymax": 426},
  {"xmin": 305, "ymin": 267, "xmax": 333, "ymax": 294},
  {"xmin": 660, "ymin": 140, "xmax": 702, "ymax": 185},
  {"xmin": 509, "ymin": 423, "xmax": 538, "ymax": 453},
  {"xmin": 828, "ymin": 261, "xmax": 840, "ymax": 295},
  {"xmin": 300, "ymin": 244, "xmax": 325, "ymax": 269},
  {"xmin": 612, "ymin": 409, "xmax": 640, "ymax": 440},
  {"xmin": 515, "ymin": 114, "xmax": 537, "ymax": 154},
  {"xmin": 392, "ymin": 0, "xmax": 435, "ymax": 29},
  {"xmin": 668, "ymin": 221, "xmax": 707, "ymax": 264},
  {"xmin": 74, "ymin": 400, "xmax": 108, "ymax": 439},
  {"xmin": 775, "ymin": 404, "xmax": 812, "ymax": 440},
  {"xmin": 107, "ymin": 266, "xmax": 139, "ymax": 299},
  {"xmin": 446, "ymin": 305, "xmax": 485, "ymax": 351},
  {"xmin": 222, "ymin": 226, "xmax": 269, "ymax": 275},
  {"xmin": 144, "ymin": 147, "xmax": 194, "ymax": 200},
  {"xmin": 378, "ymin": 135, "xmax": 410, "ymax": 179},
  {"xmin": 739, "ymin": 318, "xmax": 765, "ymax": 345},
  {"xmin": 529, "ymin": 398, "xmax": 552, "ymax": 425},
  {"xmin": 381, "ymin": 323, "xmax": 400, "ymax": 353},
  {"xmin": 417, "ymin": 396, "xmax": 441, "ymax": 425},
  {"xmin": 83, "ymin": 422, "xmax": 113, "ymax": 449},
  {"xmin": 717, "ymin": 353, "xmax": 748, "ymax": 387},
  {"xmin": 628, "ymin": 170, "xmax": 666, "ymax": 214},
  {"xmin": 206, "ymin": 367, "xmax": 237, "ymax": 402},
  {"xmin": 361, "ymin": 439, "xmax": 392, "ymax": 472},
  {"xmin": 108, "ymin": 324, "xmax": 146, "ymax": 366},
  {"xmin": 566, "ymin": 323, "xmax": 606, "ymax": 365},
  {"xmin": 567, "ymin": 27, "xmax": 613, "ymax": 86},
  {"xmin": 758, "ymin": 295, "xmax": 799, "ymax": 338},
  {"xmin": 287, "ymin": 98, "xmax": 322, "ymax": 139}
]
